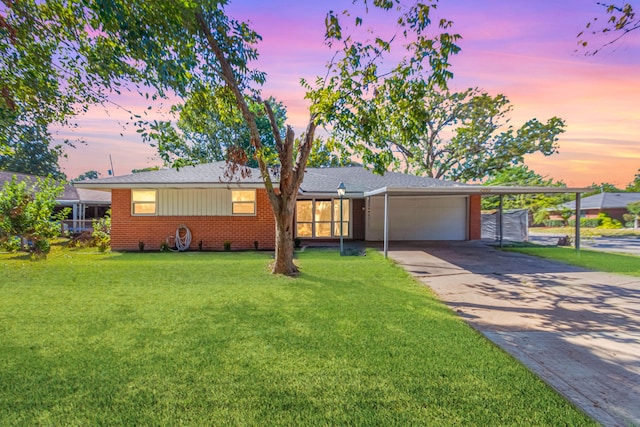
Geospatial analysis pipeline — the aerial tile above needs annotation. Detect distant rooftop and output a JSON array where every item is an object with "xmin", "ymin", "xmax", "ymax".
[{"xmin": 561, "ymin": 192, "xmax": 640, "ymax": 210}]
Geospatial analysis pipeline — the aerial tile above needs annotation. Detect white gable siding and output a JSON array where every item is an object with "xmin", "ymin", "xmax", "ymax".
[{"xmin": 158, "ymin": 189, "xmax": 232, "ymax": 216}]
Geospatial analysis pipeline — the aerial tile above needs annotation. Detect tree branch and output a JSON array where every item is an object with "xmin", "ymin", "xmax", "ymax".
[{"xmin": 194, "ymin": 11, "xmax": 275, "ymax": 192}]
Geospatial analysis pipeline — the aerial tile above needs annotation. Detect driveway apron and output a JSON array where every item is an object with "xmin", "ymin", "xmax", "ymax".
[{"xmin": 386, "ymin": 242, "xmax": 640, "ymax": 427}]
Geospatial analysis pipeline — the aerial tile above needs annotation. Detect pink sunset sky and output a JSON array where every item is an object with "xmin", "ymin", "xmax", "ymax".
[{"xmin": 56, "ymin": 0, "xmax": 640, "ymax": 187}]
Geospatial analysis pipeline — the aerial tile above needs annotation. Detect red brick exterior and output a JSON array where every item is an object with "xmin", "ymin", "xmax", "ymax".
[
  {"xmin": 111, "ymin": 189, "xmax": 275, "ymax": 251},
  {"xmin": 468, "ymin": 195, "xmax": 482, "ymax": 240}
]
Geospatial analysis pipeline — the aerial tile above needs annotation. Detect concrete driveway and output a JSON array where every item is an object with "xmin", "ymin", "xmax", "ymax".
[{"xmin": 385, "ymin": 242, "xmax": 640, "ymax": 427}]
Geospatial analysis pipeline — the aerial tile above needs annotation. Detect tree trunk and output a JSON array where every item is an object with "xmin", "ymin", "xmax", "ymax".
[{"xmin": 272, "ymin": 204, "xmax": 297, "ymax": 275}]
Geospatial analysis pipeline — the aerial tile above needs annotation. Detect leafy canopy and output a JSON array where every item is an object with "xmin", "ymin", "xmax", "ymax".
[
  {"xmin": 328, "ymin": 85, "xmax": 565, "ymax": 182},
  {"xmin": 481, "ymin": 165, "xmax": 571, "ymax": 224}
]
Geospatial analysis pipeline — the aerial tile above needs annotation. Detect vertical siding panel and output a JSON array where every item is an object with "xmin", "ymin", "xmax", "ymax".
[
  {"xmin": 195, "ymin": 189, "xmax": 202, "ymax": 216},
  {"xmin": 209, "ymin": 190, "xmax": 215, "ymax": 215}
]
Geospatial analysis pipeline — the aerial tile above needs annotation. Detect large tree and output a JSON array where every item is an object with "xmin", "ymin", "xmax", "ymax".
[
  {"xmin": 578, "ymin": 2, "xmax": 640, "ymax": 54},
  {"xmin": 626, "ymin": 168, "xmax": 640, "ymax": 192},
  {"xmin": 145, "ymin": 90, "xmax": 287, "ymax": 169},
  {"xmin": 0, "ymin": 129, "xmax": 66, "ymax": 179},
  {"xmin": 310, "ymin": 83, "xmax": 565, "ymax": 182},
  {"xmin": 0, "ymin": 0, "xmax": 135, "ymax": 158},
  {"xmin": 2, "ymin": 0, "xmax": 460, "ymax": 274},
  {"xmin": 480, "ymin": 165, "xmax": 570, "ymax": 224}
]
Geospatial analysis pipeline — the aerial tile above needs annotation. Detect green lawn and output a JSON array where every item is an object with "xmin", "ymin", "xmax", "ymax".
[
  {"xmin": 532, "ymin": 226, "xmax": 640, "ymax": 237},
  {"xmin": 0, "ymin": 244, "xmax": 595, "ymax": 426},
  {"xmin": 506, "ymin": 245, "xmax": 640, "ymax": 277}
]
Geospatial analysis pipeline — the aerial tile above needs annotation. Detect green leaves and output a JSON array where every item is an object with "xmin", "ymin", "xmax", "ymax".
[
  {"xmin": 578, "ymin": 2, "xmax": 639, "ymax": 55},
  {"xmin": 0, "ymin": 175, "xmax": 68, "ymax": 258}
]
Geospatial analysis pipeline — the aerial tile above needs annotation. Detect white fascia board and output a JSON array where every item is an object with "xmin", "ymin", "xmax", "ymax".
[
  {"xmin": 364, "ymin": 186, "xmax": 590, "ymax": 197},
  {"xmin": 73, "ymin": 182, "xmax": 267, "ymax": 190},
  {"xmin": 297, "ymin": 191, "xmax": 363, "ymax": 199}
]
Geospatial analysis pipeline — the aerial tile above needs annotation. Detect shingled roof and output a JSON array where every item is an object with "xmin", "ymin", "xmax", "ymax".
[
  {"xmin": 74, "ymin": 162, "xmax": 268, "ymax": 188},
  {"xmin": 74, "ymin": 161, "xmax": 592, "ymax": 197},
  {"xmin": 300, "ymin": 166, "xmax": 471, "ymax": 195},
  {"xmin": 561, "ymin": 192, "xmax": 640, "ymax": 210},
  {"xmin": 73, "ymin": 161, "xmax": 477, "ymax": 194}
]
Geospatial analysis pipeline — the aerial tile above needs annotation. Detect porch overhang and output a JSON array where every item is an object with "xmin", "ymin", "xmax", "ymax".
[{"xmin": 364, "ymin": 185, "xmax": 590, "ymax": 257}]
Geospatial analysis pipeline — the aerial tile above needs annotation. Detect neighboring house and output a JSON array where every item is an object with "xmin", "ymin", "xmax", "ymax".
[
  {"xmin": 555, "ymin": 192, "xmax": 640, "ymax": 222},
  {"xmin": 74, "ymin": 162, "xmax": 588, "ymax": 251},
  {"xmin": 0, "ymin": 171, "xmax": 111, "ymax": 232}
]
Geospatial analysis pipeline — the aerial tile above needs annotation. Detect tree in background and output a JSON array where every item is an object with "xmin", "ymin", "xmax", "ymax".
[
  {"xmin": 480, "ymin": 165, "xmax": 571, "ymax": 224},
  {"xmin": 132, "ymin": 166, "xmax": 160, "ymax": 174},
  {"xmin": 626, "ymin": 169, "xmax": 640, "ymax": 192},
  {"xmin": 0, "ymin": 175, "xmax": 68, "ymax": 258},
  {"xmin": 626, "ymin": 201, "xmax": 640, "ymax": 229},
  {"xmin": 144, "ymin": 92, "xmax": 287, "ymax": 169},
  {"xmin": 72, "ymin": 170, "xmax": 100, "ymax": 181},
  {"xmin": 0, "ymin": 130, "xmax": 66, "ymax": 179},
  {"xmin": 310, "ymin": 82, "xmax": 565, "ymax": 182},
  {"xmin": 579, "ymin": 2, "xmax": 639, "ymax": 55},
  {"xmin": 583, "ymin": 182, "xmax": 622, "ymax": 197},
  {"xmin": 305, "ymin": 137, "xmax": 354, "ymax": 168}
]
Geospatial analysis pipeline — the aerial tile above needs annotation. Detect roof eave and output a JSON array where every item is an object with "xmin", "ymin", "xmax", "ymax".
[
  {"xmin": 74, "ymin": 182, "xmax": 268, "ymax": 190},
  {"xmin": 364, "ymin": 186, "xmax": 591, "ymax": 197}
]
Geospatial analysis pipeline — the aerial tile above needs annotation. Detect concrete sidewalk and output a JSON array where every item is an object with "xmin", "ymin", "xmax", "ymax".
[{"xmin": 385, "ymin": 242, "xmax": 640, "ymax": 427}]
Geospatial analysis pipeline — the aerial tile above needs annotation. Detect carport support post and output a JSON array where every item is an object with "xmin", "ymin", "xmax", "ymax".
[
  {"xmin": 383, "ymin": 193, "xmax": 389, "ymax": 258},
  {"xmin": 575, "ymin": 193, "xmax": 581, "ymax": 252},
  {"xmin": 499, "ymin": 194, "xmax": 504, "ymax": 248}
]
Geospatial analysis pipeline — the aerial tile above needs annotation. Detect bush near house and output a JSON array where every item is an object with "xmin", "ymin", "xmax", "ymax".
[
  {"xmin": 567, "ymin": 218, "xmax": 602, "ymax": 228},
  {"xmin": 0, "ymin": 175, "xmax": 68, "ymax": 258}
]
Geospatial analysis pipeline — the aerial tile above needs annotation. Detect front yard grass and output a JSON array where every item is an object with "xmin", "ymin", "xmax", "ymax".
[
  {"xmin": 506, "ymin": 245, "xmax": 640, "ymax": 277},
  {"xmin": 532, "ymin": 226, "xmax": 640, "ymax": 237},
  {"xmin": 0, "ymin": 245, "xmax": 595, "ymax": 425}
]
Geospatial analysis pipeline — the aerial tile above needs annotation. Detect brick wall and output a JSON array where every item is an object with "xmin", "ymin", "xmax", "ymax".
[
  {"xmin": 468, "ymin": 195, "xmax": 482, "ymax": 240},
  {"xmin": 111, "ymin": 189, "xmax": 275, "ymax": 251}
]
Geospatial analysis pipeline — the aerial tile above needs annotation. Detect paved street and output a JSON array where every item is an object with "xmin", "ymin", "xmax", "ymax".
[{"xmin": 529, "ymin": 232, "xmax": 640, "ymax": 256}]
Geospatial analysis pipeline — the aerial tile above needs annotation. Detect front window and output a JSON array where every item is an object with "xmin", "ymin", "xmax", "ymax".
[
  {"xmin": 232, "ymin": 190, "xmax": 256, "ymax": 215},
  {"xmin": 132, "ymin": 190, "xmax": 157, "ymax": 215},
  {"xmin": 296, "ymin": 201, "xmax": 313, "ymax": 237},
  {"xmin": 295, "ymin": 199, "xmax": 350, "ymax": 238}
]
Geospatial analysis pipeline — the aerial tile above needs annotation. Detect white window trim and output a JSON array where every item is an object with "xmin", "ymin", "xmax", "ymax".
[
  {"xmin": 231, "ymin": 189, "xmax": 257, "ymax": 216},
  {"xmin": 131, "ymin": 189, "xmax": 157, "ymax": 216},
  {"xmin": 295, "ymin": 198, "xmax": 351, "ymax": 239}
]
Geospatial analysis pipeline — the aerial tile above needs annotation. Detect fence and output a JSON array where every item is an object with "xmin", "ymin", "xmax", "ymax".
[{"xmin": 61, "ymin": 219, "xmax": 95, "ymax": 235}]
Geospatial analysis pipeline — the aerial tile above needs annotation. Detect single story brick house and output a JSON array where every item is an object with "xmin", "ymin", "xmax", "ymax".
[
  {"xmin": 74, "ymin": 162, "xmax": 587, "ymax": 251},
  {"xmin": 555, "ymin": 192, "xmax": 640, "ymax": 222}
]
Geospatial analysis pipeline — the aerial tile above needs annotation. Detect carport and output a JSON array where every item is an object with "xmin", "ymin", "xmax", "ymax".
[{"xmin": 364, "ymin": 185, "xmax": 590, "ymax": 258}]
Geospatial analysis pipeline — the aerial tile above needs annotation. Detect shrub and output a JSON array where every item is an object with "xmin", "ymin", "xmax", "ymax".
[
  {"xmin": 254, "ymin": 240, "xmax": 259, "ymax": 250},
  {"xmin": 294, "ymin": 237, "xmax": 302, "ymax": 248},
  {"xmin": 568, "ymin": 218, "xmax": 601, "ymax": 228},
  {"xmin": 92, "ymin": 210, "xmax": 111, "ymax": 252},
  {"xmin": 1, "ymin": 237, "xmax": 21, "ymax": 253},
  {"xmin": 0, "ymin": 175, "xmax": 69, "ymax": 259},
  {"xmin": 138, "ymin": 241, "xmax": 145, "ymax": 251},
  {"xmin": 596, "ymin": 213, "xmax": 622, "ymax": 229},
  {"xmin": 223, "ymin": 241, "xmax": 231, "ymax": 251},
  {"xmin": 159, "ymin": 241, "xmax": 170, "ymax": 252},
  {"xmin": 543, "ymin": 220, "xmax": 565, "ymax": 227}
]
